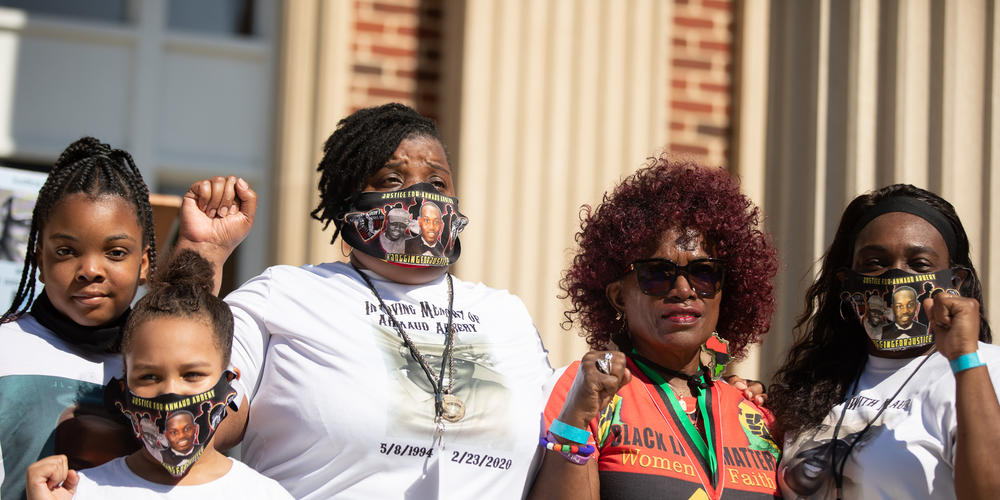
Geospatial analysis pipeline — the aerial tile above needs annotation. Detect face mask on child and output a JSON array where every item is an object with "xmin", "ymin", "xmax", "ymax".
[
  {"xmin": 340, "ymin": 182, "xmax": 469, "ymax": 267},
  {"xmin": 838, "ymin": 267, "xmax": 969, "ymax": 353},
  {"xmin": 108, "ymin": 372, "xmax": 238, "ymax": 477}
]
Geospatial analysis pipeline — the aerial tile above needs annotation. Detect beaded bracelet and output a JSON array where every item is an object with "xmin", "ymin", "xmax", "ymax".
[
  {"xmin": 950, "ymin": 351, "xmax": 986, "ymax": 374},
  {"xmin": 540, "ymin": 431, "xmax": 595, "ymax": 465}
]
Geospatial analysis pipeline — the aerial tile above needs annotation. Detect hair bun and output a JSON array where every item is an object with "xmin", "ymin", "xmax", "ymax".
[{"xmin": 152, "ymin": 249, "xmax": 215, "ymax": 293}]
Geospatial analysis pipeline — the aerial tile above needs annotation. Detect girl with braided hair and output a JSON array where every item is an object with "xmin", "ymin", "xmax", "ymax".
[{"xmin": 0, "ymin": 137, "xmax": 156, "ymax": 499}]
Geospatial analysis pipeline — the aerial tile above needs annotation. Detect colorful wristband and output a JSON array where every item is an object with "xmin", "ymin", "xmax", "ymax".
[
  {"xmin": 540, "ymin": 431, "xmax": 595, "ymax": 465},
  {"xmin": 549, "ymin": 419, "xmax": 590, "ymax": 444},
  {"xmin": 950, "ymin": 351, "xmax": 986, "ymax": 374}
]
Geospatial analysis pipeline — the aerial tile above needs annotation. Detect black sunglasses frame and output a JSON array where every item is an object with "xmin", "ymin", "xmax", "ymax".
[{"xmin": 625, "ymin": 257, "xmax": 727, "ymax": 298}]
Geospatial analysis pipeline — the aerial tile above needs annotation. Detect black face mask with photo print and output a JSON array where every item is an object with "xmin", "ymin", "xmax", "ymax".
[
  {"xmin": 340, "ymin": 183, "xmax": 468, "ymax": 268},
  {"xmin": 838, "ymin": 267, "xmax": 969, "ymax": 353},
  {"xmin": 108, "ymin": 372, "xmax": 238, "ymax": 477}
]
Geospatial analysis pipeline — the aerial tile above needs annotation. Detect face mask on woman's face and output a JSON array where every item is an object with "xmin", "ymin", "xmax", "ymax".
[
  {"xmin": 110, "ymin": 372, "xmax": 238, "ymax": 477},
  {"xmin": 341, "ymin": 182, "xmax": 468, "ymax": 267},
  {"xmin": 838, "ymin": 267, "xmax": 969, "ymax": 353}
]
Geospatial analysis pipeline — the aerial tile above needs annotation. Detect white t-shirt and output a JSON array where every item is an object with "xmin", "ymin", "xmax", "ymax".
[
  {"xmin": 225, "ymin": 262, "xmax": 553, "ymax": 499},
  {"xmin": 779, "ymin": 342, "xmax": 1000, "ymax": 499},
  {"xmin": 73, "ymin": 456, "xmax": 293, "ymax": 499},
  {"xmin": 0, "ymin": 315, "xmax": 123, "ymax": 500}
]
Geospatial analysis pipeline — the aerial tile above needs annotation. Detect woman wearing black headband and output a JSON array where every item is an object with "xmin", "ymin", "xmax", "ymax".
[{"xmin": 770, "ymin": 184, "xmax": 1000, "ymax": 499}]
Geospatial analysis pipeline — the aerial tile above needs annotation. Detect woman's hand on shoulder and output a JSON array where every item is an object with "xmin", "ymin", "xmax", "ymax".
[
  {"xmin": 557, "ymin": 351, "xmax": 631, "ymax": 429},
  {"xmin": 924, "ymin": 294, "xmax": 981, "ymax": 360},
  {"xmin": 25, "ymin": 455, "xmax": 78, "ymax": 500},
  {"xmin": 179, "ymin": 176, "xmax": 257, "ymax": 257},
  {"xmin": 724, "ymin": 375, "xmax": 767, "ymax": 406}
]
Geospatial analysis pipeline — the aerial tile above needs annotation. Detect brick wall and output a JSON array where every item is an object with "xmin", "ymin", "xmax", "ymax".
[
  {"xmin": 348, "ymin": 0, "xmax": 734, "ymax": 166},
  {"xmin": 350, "ymin": 0, "xmax": 443, "ymax": 120},
  {"xmin": 669, "ymin": 0, "xmax": 734, "ymax": 168}
]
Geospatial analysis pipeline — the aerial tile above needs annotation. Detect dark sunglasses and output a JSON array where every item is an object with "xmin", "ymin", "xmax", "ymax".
[{"xmin": 625, "ymin": 258, "xmax": 727, "ymax": 298}]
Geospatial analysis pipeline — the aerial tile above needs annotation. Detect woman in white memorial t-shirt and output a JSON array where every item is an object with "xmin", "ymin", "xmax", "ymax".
[
  {"xmin": 175, "ymin": 103, "xmax": 553, "ymax": 499},
  {"xmin": 770, "ymin": 184, "xmax": 1000, "ymax": 499}
]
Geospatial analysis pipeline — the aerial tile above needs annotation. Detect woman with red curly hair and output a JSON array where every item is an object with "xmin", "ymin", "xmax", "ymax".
[{"xmin": 529, "ymin": 157, "xmax": 779, "ymax": 500}]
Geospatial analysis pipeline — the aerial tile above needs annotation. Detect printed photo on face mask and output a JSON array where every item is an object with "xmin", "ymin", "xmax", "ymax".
[
  {"xmin": 405, "ymin": 202, "xmax": 446, "ymax": 257},
  {"xmin": 380, "ymin": 207, "xmax": 412, "ymax": 255},
  {"xmin": 838, "ymin": 267, "xmax": 968, "ymax": 352},
  {"xmin": 341, "ymin": 183, "xmax": 468, "ymax": 268},
  {"xmin": 111, "ymin": 372, "xmax": 238, "ymax": 477},
  {"xmin": 165, "ymin": 410, "xmax": 197, "ymax": 456}
]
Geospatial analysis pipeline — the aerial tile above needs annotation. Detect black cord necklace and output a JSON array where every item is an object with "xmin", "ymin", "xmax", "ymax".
[
  {"xmin": 630, "ymin": 351, "xmax": 712, "ymax": 396},
  {"xmin": 351, "ymin": 263, "xmax": 465, "ymax": 428},
  {"xmin": 829, "ymin": 350, "xmax": 935, "ymax": 500}
]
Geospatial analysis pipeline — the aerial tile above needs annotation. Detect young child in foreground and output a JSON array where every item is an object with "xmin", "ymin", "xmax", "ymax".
[{"xmin": 25, "ymin": 250, "xmax": 292, "ymax": 499}]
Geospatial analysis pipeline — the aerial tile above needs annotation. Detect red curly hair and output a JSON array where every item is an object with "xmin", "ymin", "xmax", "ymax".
[{"xmin": 560, "ymin": 156, "xmax": 778, "ymax": 358}]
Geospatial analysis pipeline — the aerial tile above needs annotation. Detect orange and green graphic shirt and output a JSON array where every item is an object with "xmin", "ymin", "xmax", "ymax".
[{"xmin": 543, "ymin": 359, "xmax": 781, "ymax": 500}]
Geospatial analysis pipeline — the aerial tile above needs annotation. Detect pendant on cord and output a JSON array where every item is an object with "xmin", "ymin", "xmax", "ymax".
[{"xmin": 440, "ymin": 394, "xmax": 466, "ymax": 422}]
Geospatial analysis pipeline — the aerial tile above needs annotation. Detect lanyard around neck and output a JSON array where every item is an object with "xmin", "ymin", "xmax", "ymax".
[{"xmin": 630, "ymin": 355, "xmax": 718, "ymax": 484}]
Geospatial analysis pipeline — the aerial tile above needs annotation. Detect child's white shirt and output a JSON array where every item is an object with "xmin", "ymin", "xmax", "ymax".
[{"xmin": 73, "ymin": 457, "xmax": 293, "ymax": 499}]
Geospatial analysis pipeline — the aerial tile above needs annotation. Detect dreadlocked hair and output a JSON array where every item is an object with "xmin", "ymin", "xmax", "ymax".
[
  {"xmin": 1, "ymin": 137, "xmax": 156, "ymax": 323},
  {"xmin": 310, "ymin": 102, "xmax": 446, "ymax": 243},
  {"xmin": 122, "ymin": 249, "xmax": 233, "ymax": 366}
]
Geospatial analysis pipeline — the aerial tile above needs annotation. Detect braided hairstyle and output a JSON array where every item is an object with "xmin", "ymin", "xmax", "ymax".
[
  {"xmin": 310, "ymin": 102, "xmax": 446, "ymax": 243},
  {"xmin": 1, "ymin": 137, "xmax": 156, "ymax": 322},
  {"xmin": 122, "ymin": 249, "xmax": 233, "ymax": 366}
]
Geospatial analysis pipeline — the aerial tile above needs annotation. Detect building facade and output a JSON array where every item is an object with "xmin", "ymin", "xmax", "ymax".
[{"xmin": 1, "ymin": 0, "xmax": 997, "ymax": 379}]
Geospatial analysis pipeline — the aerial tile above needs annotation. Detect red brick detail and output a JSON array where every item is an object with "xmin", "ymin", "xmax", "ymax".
[
  {"xmin": 674, "ymin": 16, "xmax": 713, "ymax": 29},
  {"xmin": 699, "ymin": 82, "xmax": 730, "ymax": 93},
  {"xmin": 699, "ymin": 40, "xmax": 730, "ymax": 52},
  {"xmin": 350, "ymin": 0, "xmax": 443, "ymax": 115},
  {"xmin": 671, "ymin": 100, "xmax": 713, "ymax": 113},
  {"xmin": 669, "ymin": 0, "xmax": 736, "ymax": 167},
  {"xmin": 670, "ymin": 143, "xmax": 710, "ymax": 156},
  {"xmin": 371, "ymin": 45, "xmax": 417, "ymax": 58},
  {"xmin": 703, "ymin": 0, "xmax": 732, "ymax": 12},
  {"xmin": 355, "ymin": 21, "xmax": 384, "ymax": 33},
  {"xmin": 368, "ymin": 87, "xmax": 414, "ymax": 99},
  {"xmin": 673, "ymin": 58, "xmax": 713, "ymax": 70}
]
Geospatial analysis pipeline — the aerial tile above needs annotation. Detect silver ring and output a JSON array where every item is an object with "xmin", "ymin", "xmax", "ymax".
[{"xmin": 596, "ymin": 352, "xmax": 613, "ymax": 374}]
